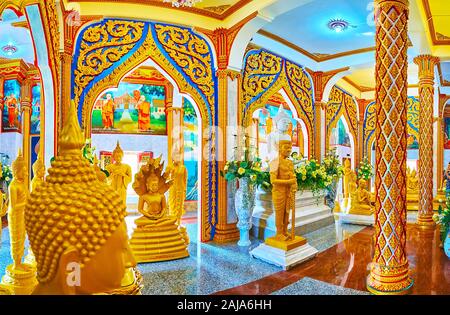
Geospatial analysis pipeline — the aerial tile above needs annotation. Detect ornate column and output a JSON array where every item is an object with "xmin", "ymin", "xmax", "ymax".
[
  {"xmin": 414, "ymin": 55, "xmax": 439, "ymax": 229},
  {"xmin": 367, "ymin": 0, "xmax": 413, "ymax": 295},
  {"xmin": 0, "ymin": 77, "xmax": 4, "ymax": 131},
  {"xmin": 20, "ymin": 79, "xmax": 32, "ymax": 187},
  {"xmin": 214, "ymin": 69, "xmax": 240, "ymax": 243}
]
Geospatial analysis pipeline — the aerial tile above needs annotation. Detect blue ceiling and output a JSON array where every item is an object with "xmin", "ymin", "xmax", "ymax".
[{"xmin": 262, "ymin": 0, "xmax": 376, "ymax": 55}]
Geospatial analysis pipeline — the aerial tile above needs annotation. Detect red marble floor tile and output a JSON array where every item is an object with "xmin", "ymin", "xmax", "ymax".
[{"xmin": 215, "ymin": 224, "xmax": 450, "ymax": 295}]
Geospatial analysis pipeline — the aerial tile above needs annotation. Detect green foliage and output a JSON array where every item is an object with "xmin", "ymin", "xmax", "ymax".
[
  {"xmin": 221, "ymin": 157, "xmax": 270, "ymax": 189},
  {"xmin": 435, "ymin": 202, "xmax": 450, "ymax": 242},
  {"xmin": 356, "ymin": 157, "xmax": 373, "ymax": 181},
  {"xmin": 0, "ymin": 163, "xmax": 12, "ymax": 187}
]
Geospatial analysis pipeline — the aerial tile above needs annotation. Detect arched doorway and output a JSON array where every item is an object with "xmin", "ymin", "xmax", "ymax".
[{"xmin": 88, "ymin": 60, "xmax": 203, "ymax": 242}]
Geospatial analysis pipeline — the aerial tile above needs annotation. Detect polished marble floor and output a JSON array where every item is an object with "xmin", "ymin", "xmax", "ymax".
[{"xmin": 0, "ymin": 218, "xmax": 448, "ymax": 295}]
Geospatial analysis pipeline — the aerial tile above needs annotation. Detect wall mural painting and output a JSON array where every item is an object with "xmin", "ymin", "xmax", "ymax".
[
  {"xmin": 406, "ymin": 96, "xmax": 419, "ymax": 150},
  {"xmin": 444, "ymin": 118, "xmax": 450, "ymax": 150},
  {"xmin": 184, "ymin": 98, "xmax": 198, "ymax": 201},
  {"xmin": 2, "ymin": 79, "xmax": 21, "ymax": 132},
  {"xmin": 31, "ymin": 84, "xmax": 41, "ymax": 135},
  {"xmin": 92, "ymin": 82, "xmax": 167, "ymax": 135},
  {"xmin": 258, "ymin": 104, "xmax": 299, "ymax": 146}
]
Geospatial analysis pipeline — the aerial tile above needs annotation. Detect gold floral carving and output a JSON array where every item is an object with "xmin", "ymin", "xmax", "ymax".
[{"xmin": 74, "ymin": 20, "xmax": 145, "ymax": 108}]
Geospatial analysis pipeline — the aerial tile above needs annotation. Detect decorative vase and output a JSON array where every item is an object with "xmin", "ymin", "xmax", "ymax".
[
  {"xmin": 325, "ymin": 178, "xmax": 338, "ymax": 210},
  {"xmin": 444, "ymin": 229, "xmax": 450, "ymax": 258},
  {"xmin": 234, "ymin": 177, "xmax": 255, "ymax": 246}
]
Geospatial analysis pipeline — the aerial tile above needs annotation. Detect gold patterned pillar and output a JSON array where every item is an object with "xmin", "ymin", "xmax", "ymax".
[
  {"xmin": 60, "ymin": 50, "xmax": 73, "ymax": 125},
  {"xmin": 414, "ymin": 55, "xmax": 439, "ymax": 229},
  {"xmin": 21, "ymin": 79, "xmax": 32, "ymax": 188},
  {"xmin": 314, "ymin": 102, "xmax": 325, "ymax": 160},
  {"xmin": 367, "ymin": 0, "xmax": 413, "ymax": 295},
  {"xmin": 214, "ymin": 69, "xmax": 240, "ymax": 243}
]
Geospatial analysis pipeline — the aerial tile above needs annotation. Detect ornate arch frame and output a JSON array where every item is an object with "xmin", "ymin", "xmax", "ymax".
[
  {"xmin": 326, "ymin": 86, "xmax": 358, "ymax": 166},
  {"xmin": 0, "ymin": 1, "xmax": 60, "ymax": 167},
  {"xmin": 240, "ymin": 49, "xmax": 314, "ymax": 157},
  {"xmin": 363, "ymin": 97, "xmax": 420, "ymax": 162},
  {"xmin": 71, "ymin": 19, "xmax": 218, "ymax": 242}
]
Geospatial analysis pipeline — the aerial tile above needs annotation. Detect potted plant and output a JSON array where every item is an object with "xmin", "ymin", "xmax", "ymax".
[
  {"xmin": 322, "ymin": 149, "xmax": 344, "ymax": 209},
  {"xmin": 221, "ymin": 158, "xmax": 268, "ymax": 246},
  {"xmin": 356, "ymin": 157, "xmax": 374, "ymax": 184}
]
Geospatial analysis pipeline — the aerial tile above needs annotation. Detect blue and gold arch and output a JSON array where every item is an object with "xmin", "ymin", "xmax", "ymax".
[
  {"xmin": 363, "ymin": 96, "xmax": 420, "ymax": 159},
  {"xmin": 240, "ymin": 48, "xmax": 314, "ymax": 156},
  {"xmin": 326, "ymin": 85, "xmax": 358, "ymax": 150},
  {"xmin": 71, "ymin": 18, "xmax": 218, "ymax": 241}
]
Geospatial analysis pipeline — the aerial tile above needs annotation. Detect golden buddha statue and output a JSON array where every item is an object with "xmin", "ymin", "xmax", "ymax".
[
  {"xmin": 106, "ymin": 141, "xmax": 132, "ymax": 207},
  {"xmin": 1, "ymin": 150, "xmax": 37, "ymax": 294},
  {"xmin": 349, "ymin": 179, "xmax": 374, "ymax": 216},
  {"xmin": 0, "ymin": 189, "xmax": 6, "ymax": 217},
  {"xmin": 167, "ymin": 148, "xmax": 188, "ymax": 226},
  {"xmin": 25, "ymin": 155, "xmax": 46, "ymax": 268},
  {"xmin": 342, "ymin": 159, "xmax": 352, "ymax": 208},
  {"xmin": 406, "ymin": 167, "xmax": 419, "ymax": 211},
  {"xmin": 93, "ymin": 155, "xmax": 107, "ymax": 183},
  {"xmin": 24, "ymin": 102, "xmax": 139, "ymax": 295},
  {"xmin": 264, "ymin": 140, "xmax": 306, "ymax": 250},
  {"xmin": 129, "ymin": 156, "xmax": 189, "ymax": 263}
]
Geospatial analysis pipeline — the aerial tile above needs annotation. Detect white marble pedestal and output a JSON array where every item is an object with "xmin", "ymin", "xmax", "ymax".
[
  {"xmin": 251, "ymin": 189, "xmax": 333, "ymax": 239},
  {"xmin": 335, "ymin": 212, "xmax": 375, "ymax": 226},
  {"xmin": 250, "ymin": 242, "xmax": 318, "ymax": 270}
]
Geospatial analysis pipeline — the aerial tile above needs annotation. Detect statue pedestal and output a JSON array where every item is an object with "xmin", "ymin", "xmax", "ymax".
[
  {"xmin": 251, "ymin": 189, "xmax": 333, "ymax": 240},
  {"xmin": 130, "ymin": 216, "xmax": 189, "ymax": 263},
  {"xmin": 250, "ymin": 237, "xmax": 318, "ymax": 270},
  {"xmin": 1, "ymin": 264, "xmax": 37, "ymax": 295},
  {"xmin": 335, "ymin": 212, "xmax": 375, "ymax": 226}
]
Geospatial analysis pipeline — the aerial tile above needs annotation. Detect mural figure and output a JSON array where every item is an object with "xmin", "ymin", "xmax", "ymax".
[
  {"xmin": 102, "ymin": 93, "xmax": 115, "ymax": 130},
  {"xmin": 136, "ymin": 95, "xmax": 151, "ymax": 131}
]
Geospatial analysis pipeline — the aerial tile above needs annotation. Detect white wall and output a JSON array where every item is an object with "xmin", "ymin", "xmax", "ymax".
[
  {"xmin": 91, "ymin": 134, "xmax": 168, "ymax": 163},
  {"xmin": 0, "ymin": 132, "xmax": 23, "ymax": 163}
]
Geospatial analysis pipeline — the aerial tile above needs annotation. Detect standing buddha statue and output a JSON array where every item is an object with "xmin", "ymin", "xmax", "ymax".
[
  {"xmin": 1, "ymin": 150, "xmax": 37, "ymax": 294},
  {"xmin": 267, "ymin": 105, "xmax": 292, "ymax": 162},
  {"xmin": 342, "ymin": 159, "xmax": 352, "ymax": 208},
  {"xmin": 106, "ymin": 141, "xmax": 132, "ymax": 208},
  {"xmin": 24, "ymin": 101, "xmax": 139, "ymax": 295},
  {"xmin": 406, "ymin": 167, "xmax": 419, "ymax": 211},
  {"xmin": 167, "ymin": 147, "xmax": 188, "ymax": 226}
]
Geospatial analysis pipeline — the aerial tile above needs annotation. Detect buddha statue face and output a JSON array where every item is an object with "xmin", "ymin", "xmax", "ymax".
[
  {"xmin": 113, "ymin": 151, "xmax": 123, "ymax": 164},
  {"xmin": 344, "ymin": 159, "xmax": 351, "ymax": 168},
  {"xmin": 12, "ymin": 160, "xmax": 26, "ymax": 182},
  {"xmin": 77, "ymin": 222, "xmax": 136, "ymax": 294},
  {"xmin": 276, "ymin": 118, "xmax": 291, "ymax": 134},
  {"xmin": 358, "ymin": 178, "xmax": 367, "ymax": 188},
  {"xmin": 146, "ymin": 174, "xmax": 160, "ymax": 193},
  {"xmin": 279, "ymin": 141, "xmax": 292, "ymax": 158}
]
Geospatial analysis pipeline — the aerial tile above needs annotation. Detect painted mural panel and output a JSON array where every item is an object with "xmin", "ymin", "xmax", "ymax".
[
  {"xmin": 258, "ymin": 105, "xmax": 299, "ymax": 146},
  {"xmin": 92, "ymin": 82, "xmax": 167, "ymax": 135},
  {"xmin": 31, "ymin": 84, "xmax": 41, "ymax": 135},
  {"xmin": 2, "ymin": 79, "xmax": 21, "ymax": 132},
  {"xmin": 183, "ymin": 98, "xmax": 198, "ymax": 201}
]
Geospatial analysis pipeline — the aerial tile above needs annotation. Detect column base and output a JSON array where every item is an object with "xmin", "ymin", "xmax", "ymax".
[
  {"xmin": 366, "ymin": 263, "xmax": 413, "ymax": 295},
  {"xmin": 213, "ymin": 223, "xmax": 240, "ymax": 243},
  {"xmin": 416, "ymin": 215, "xmax": 436, "ymax": 230},
  {"xmin": 1, "ymin": 263, "xmax": 37, "ymax": 295}
]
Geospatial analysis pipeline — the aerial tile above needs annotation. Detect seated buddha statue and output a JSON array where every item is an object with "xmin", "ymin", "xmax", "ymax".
[
  {"xmin": 433, "ymin": 178, "xmax": 447, "ymax": 211},
  {"xmin": 349, "ymin": 179, "xmax": 374, "ymax": 216},
  {"xmin": 406, "ymin": 167, "xmax": 419, "ymax": 211},
  {"xmin": 24, "ymin": 102, "xmax": 139, "ymax": 295},
  {"xmin": 129, "ymin": 156, "xmax": 189, "ymax": 263}
]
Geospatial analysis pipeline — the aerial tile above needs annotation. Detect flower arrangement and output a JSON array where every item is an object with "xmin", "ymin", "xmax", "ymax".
[
  {"xmin": 295, "ymin": 158, "xmax": 333, "ymax": 196},
  {"xmin": 322, "ymin": 149, "xmax": 344, "ymax": 179},
  {"xmin": 434, "ymin": 202, "xmax": 450, "ymax": 243},
  {"xmin": 356, "ymin": 157, "xmax": 373, "ymax": 181},
  {"xmin": 82, "ymin": 139, "xmax": 109, "ymax": 177},
  {"xmin": 0, "ymin": 163, "xmax": 12, "ymax": 187},
  {"xmin": 221, "ymin": 158, "xmax": 270, "ymax": 189}
]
